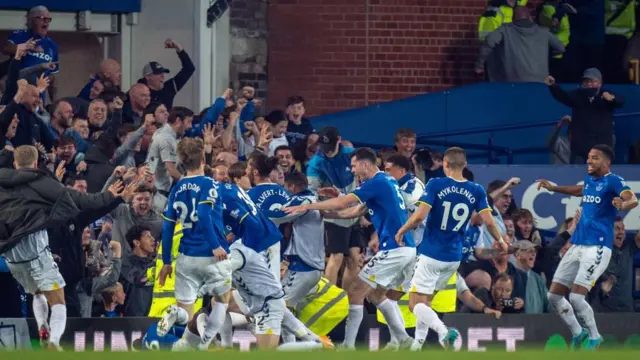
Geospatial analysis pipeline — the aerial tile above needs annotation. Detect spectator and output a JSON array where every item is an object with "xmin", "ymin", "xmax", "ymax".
[
  {"xmin": 478, "ymin": 0, "xmax": 517, "ymax": 42},
  {"xmin": 411, "ymin": 147, "xmax": 445, "ymax": 183},
  {"xmin": 307, "ymin": 126, "xmax": 361, "ymax": 286},
  {"xmin": 137, "ymin": 39, "xmax": 195, "ymax": 110},
  {"xmin": 145, "ymin": 107, "xmax": 193, "ymax": 213},
  {"xmin": 536, "ymin": 1, "xmax": 572, "ymax": 82},
  {"xmin": 78, "ymin": 59, "xmax": 122, "ymax": 101},
  {"xmin": 48, "ymin": 100, "xmax": 88, "ymax": 153},
  {"xmin": 87, "ymin": 99, "xmax": 109, "ymax": 139},
  {"xmin": 593, "ymin": 219, "xmax": 639, "ymax": 312},
  {"xmin": 100, "ymin": 282, "xmax": 126, "ymax": 318},
  {"xmin": 512, "ymin": 208, "xmax": 546, "ymax": 270},
  {"xmin": 462, "ymin": 273, "xmax": 525, "ymax": 314},
  {"xmin": 513, "ymin": 240, "xmax": 550, "ymax": 313},
  {"xmin": 603, "ymin": 0, "xmax": 636, "ymax": 84},
  {"xmin": 2, "ymin": 6, "xmax": 59, "ymax": 101},
  {"xmin": 120, "ymin": 225, "xmax": 156, "ymax": 317},
  {"xmin": 475, "ymin": 6, "xmax": 565, "ymax": 82},
  {"xmin": 123, "ymin": 84, "xmax": 151, "ymax": 126},
  {"xmin": 285, "ymin": 96, "xmax": 314, "ymax": 145},
  {"xmin": 393, "ymin": 128, "xmax": 417, "ymax": 158},
  {"xmin": 293, "ymin": 133, "xmax": 319, "ymax": 173},
  {"xmin": 545, "ymin": 69, "xmax": 624, "ymax": 164},
  {"xmin": 546, "ymin": 115, "xmax": 571, "ymax": 164},
  {"xmin": 77, "ymin": 239, "xmax": 122, "ymax": 318},
  {"xmin": 266, "ymin": 110, "xmax": 289, "ymax": 156},
  {"xmin": 502, "ymin": 215, "xmax": 516, "ymax": 241},
  {"xmin": 72, "ymin": 116, "xmax": 90, "ymax": 140},
  {"xmin": 4, "ymin": 79, "xmax": 55, "ymax": 151},
  {"xmin": 275, "ymin": 145, "xmax": 296, "ymax": 174}
]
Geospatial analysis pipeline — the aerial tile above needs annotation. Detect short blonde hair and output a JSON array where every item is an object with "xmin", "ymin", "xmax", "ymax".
[{"xmin": 13, "ymin": 145, "xmax": 38, "ymax": 168}]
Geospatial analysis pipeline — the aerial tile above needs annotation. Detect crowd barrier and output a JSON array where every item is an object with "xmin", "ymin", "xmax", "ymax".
[{"xmin": 2, "ymin": 314, "xmax": 640, "ymax": 351}]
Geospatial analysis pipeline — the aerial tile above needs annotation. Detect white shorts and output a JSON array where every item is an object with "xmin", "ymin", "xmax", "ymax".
[
  {"xmin": 552, "ymin": 244, "xmax": 612, "ymax": 289},
  {"xmin": 174, "ymin": 254, "xmax": 232, "ymax": 304},
  {"xmin": 282, "ymin": 269, "xmax": 321, "ymax": 307},
  {"xmin": 260, "ymin": 242, "xmax": 281, "ymax": 282},
  {"xmin": 410, "ymin": 255, "xmax": 460, "ymax": 295},
  {"xmin": 5, "ymin": 249, "xmax": 65, "ymax": 294},
  {"xmin": 359, "ymin": 247, "xmax": 416, "ymax": 290},
  {"xmin": 254, "ymin": 297, "xmax": 286, "ymax": 336}
]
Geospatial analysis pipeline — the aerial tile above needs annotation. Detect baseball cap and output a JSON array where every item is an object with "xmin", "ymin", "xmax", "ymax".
[
  {"xmin": 582, "ymin": 68, "xmax": 602, "ymax": 82},
  {"xmin": 142, "ymin": 61, "xmax": 170, "ymax": 77},
  {"xmin": 514, "ymin": 240, "xmax": 539, "ymax": 251},
  {"xmin": 317, "ymin": 126, "xmax": 340, "ymax": 153}
]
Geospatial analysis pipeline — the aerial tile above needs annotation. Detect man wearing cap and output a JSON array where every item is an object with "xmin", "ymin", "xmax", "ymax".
[
  {"xmin": 513, "ymin": 240, "xmax": 550, "ymax": 314},
  {"xmin": 138, "ymin": 39, "xmax": 195, "ymax": 110},
  {"xmin": 307, "ymin": 127, "xmax": 364, "ymax": 287},
  {"xmin": 545, "ymin": 69, "xmax": 624, "ymax": 164}
]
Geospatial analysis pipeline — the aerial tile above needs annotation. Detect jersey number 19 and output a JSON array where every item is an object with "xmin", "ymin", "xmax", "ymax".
[{"xmin": 440, "ymin": 201, "xmax": 470, "ymax": 231}]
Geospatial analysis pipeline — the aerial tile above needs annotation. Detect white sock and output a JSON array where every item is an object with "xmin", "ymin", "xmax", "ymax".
[
  {"xmin": 49, "ymin": 304, "xmax": 66, "ymax": 347},
  {"xmin": 175, "ymin": 307, "xmax": 189, "ymax": 326},
  {"xmin": 377, "ymin": 299, "xmax": 410, "ymax": 343},
  {"xmin": 411, "ymin": 320, "xmax": 429, "ymax": 351},
  {"xmin": 184, "ymin": 327, "xmax": 201, "ymax": 348},
  {"xmin": 569, "ymin": 293, "xmax": 600, "ymax": 339},
  {"xmin": 282, "ymin": 308, "xmax": 319, "ymax": 341},
  {"xmin": 548, "ymin": 293, "xmax": 582, "ymax": 337},
  {"xmin": 386, "ymin": 300, "xmax": 399, "ymax": 345},
  {"xmin": 282, "ymin": 329, "xmax": 297, "ymax": 343},
  {"xmin": 342, "ymin": 304, "xmax": 363, "ymax": 348},
  {"xmin": 230, "ymin": 312, "xmax": 250, "ymax": 327},
  {"xmin": 32, "ymin": 294, "xmax": 49, "ymax": 330},
  {"xmin": 200, "ymin": 302, "xmax": 228, "ymax": 347},
  {"xmin": 220, "ymin": 312, "xmax": 234, "ymax": 348},
  {"xmin": 277, "ymin": 341, "xmax": 323, "ymax": 351},
  {"xmin": 413, "ymin": 303, "xmax": 447, "ymax": 341}
]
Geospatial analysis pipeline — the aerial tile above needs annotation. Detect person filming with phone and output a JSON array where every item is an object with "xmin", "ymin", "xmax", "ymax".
[{"xmin": 462, "ymin": 273, "xmax": 525, "ymax": 314}]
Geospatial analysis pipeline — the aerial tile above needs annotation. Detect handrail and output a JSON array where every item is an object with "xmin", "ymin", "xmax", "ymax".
[{"xmin": 417, "ymin": 111, "xmax": 640, "ymax": 140}]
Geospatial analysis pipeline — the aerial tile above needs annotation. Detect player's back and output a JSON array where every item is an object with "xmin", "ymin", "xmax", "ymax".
[
  {"xmin": 353, "ymin": 172, "xmax": 414, "ymax": 250},
  {"xmin": 247, "ymin": 183, "xmax": 291, "ymax": 218},
  {"xmin": 574, "ymin": 173, "xmax": 631, "ymax": 248},
  {"xmin": 164, "ymin": 175, "xmax": 227, "ymax": 256},
  {"xmin": 420, "ymin": 177, "xmax": 490, "ymax": 262},
  {"xmin": 220, "ymin": 183, "xmax": 282, "ymax": 252}
]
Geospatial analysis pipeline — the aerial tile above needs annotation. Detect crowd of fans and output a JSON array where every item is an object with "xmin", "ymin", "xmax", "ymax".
[{"xmin": 0, "ymin": 4, "xmax": 638, "ymax": 326}]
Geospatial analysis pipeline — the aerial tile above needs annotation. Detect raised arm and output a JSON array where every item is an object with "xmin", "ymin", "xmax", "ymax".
[{"xmin": 536, "ymin": 179, "xmax": 583, "ymax": 197}]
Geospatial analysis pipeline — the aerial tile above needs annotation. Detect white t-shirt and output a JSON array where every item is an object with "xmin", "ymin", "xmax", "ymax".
[{"xmin": 268, "ymin": 135, "xmax": 289, "ymax": 156}]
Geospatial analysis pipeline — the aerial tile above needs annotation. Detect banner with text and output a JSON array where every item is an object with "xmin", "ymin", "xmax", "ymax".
[{"xmin": 468, "ymin": 165, "xmax": 640, "ymax": 232}]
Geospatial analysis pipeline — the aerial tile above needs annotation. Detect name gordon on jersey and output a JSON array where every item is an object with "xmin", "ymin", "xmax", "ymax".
[
  {"xmin": 436, "ymin": 185, "xmax": 478, "ymax": 204},
  {"xmin": 175, "ymin": 182, "xmax": 202, "ymax": 195}
]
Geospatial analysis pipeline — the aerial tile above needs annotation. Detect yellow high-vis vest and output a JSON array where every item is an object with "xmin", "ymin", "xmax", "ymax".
[
  {"xmin": 377, "ymin": 274, "xmax": 457, "ymax": 328},
  {"xmin": 606, "ymin": 0, "xmax": 637, "ymax": 39},
  {"xmin": 539, "ymin": 4, "xmax": 570, "ymax": 59},
  {"xmin": 294, "ymin": 278, "xmax": 349, "ymax": 336},
  {"xmin": 148, "ymin": 223, "xmax": 203, "ymax": 317}
]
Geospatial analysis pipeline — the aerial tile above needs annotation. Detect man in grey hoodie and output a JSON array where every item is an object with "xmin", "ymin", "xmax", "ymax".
[{"xmin": 475, "ymin": 6, "xmax": 565, "ymax": 83}]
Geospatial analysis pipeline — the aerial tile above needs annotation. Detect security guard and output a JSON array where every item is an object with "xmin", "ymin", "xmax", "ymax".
[
  {"xmin": 537, "ymin": 1, "xmax": 571, "ymax": 79},
  {"xmin": 147, "ymin": 222, "xmax": 203, "ymax": 318},
  {"xmin": 478, "ymin": 0, "xmax": 528, "ymax": 41},
  {"xmin": 294, "ymin": 277, "xmax": 349, "ymax": 337},
  {"xmin": 604, "ymin": 0, "xmax": 637, "ymax": 83}
]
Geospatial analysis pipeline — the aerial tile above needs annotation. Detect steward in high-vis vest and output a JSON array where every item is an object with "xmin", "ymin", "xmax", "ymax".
[
  {"xmin": 377, "ymin": 273, "xmax": 501, "ymax": 347},
  {"xmin": 294, "ymin": 277, "xmax": 349, "ymax": 336},
  {"xmin": 606, "ymin": 0, "xmax": 636, "ymax": 39},
  {"xmin": 148, "ymin": 223, "xmax": 202, "ymax": 317},
  {"xmin": 478, "ymin": 0, "xmax": 528, "ymax": 41},
  {"xmin": 604, "ymin": 0, "xmax": 636, "ymax": 83},
  {"xmin": 537, "ymin": 1, "xmax": 571, "ymax": 59}
]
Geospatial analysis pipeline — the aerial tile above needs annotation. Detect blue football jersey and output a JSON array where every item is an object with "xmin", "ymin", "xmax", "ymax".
[
  {"xmin": 573, "ymin": 173, "xmax": 631, "ymax": 249},
  {"xmin": 9, "ymin": 30, "xmax": 59, "ymax": 73},
  {"xmin": 141, "ymin": 323, "xmax": 184, "ymax": 350},
  {"xmin": 161, "ymin": 176, "xmax": 227, "ymax": 264},
  {"xmin": 248, "ymin": 183, "xmax": 292, "ymax": 221},
  {"xmin": 419, "ymin": 177, "xmax": 491, "ymax": 262},
  {"xmin": 220, "ymin": 183, "xmax": 283, "ymax": 252},
  {"xmin": 461, "ymin": 224, "xmax": 481, "ymax": 262},
  {"xmin": 352, "ymin": 172, "xmax": 415, "ymax": 251}
]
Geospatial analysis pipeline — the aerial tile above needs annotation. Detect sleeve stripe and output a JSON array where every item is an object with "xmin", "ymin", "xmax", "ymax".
[
  {"xmin": 238, "ymin": 213, "xmax": 249, "ymax": 224},
  {"xmin": 198, "ymin": 200, "xmax": 214, "ymax": 205},
  {"xmin": 161, "ymin": 214, "xmax": 176, "ymax": 222},
  {"xmin": 350, "ymin": 193, "xmax": 363, "ymax": 204},
  {"xmin": 478, "ymin": 207, "xmax": 493, "ymax": 214},
  {"xmin": 417, "ymin": 201, "xmax": 432, "ymax": 208}
]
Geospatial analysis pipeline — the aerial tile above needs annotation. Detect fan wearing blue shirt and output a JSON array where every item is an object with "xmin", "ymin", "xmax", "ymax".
[
  {"xmin": 395, "ymin": 147, "xmax": 507, "ymax": 350},
  {"xmin": 285, "ymin": 147, "xmax": 416, "ymax": 350},
  {"xmin": 246, "ymin": 153, "xmax": 291, "ymax": 279},
  {"xmin": 158, "ymin": 138, "xmax": 230, "ymax": 350},
  {"xmin": 5, "ymin": 7, "xmax": 59, "ymax": 99},
  {"xmin": 537, "ymin": 144, "xmax": 638, "ymax": 350}
]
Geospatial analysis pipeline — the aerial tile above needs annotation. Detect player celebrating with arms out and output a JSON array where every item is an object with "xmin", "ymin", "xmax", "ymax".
[
  {"xmin": 537, "ymin": 144, "xmax": 637, "ymax": 350},
  {"xmin": 158, "ymin": 138, "xmax": 231, "ymax": 350},
  {"xmin": 395, "ymin": 147, "xmax": 508, "ymax": 349},
  {"xmin": 286, "ymin": 147, "xmax": 416, "ymax": 350}
]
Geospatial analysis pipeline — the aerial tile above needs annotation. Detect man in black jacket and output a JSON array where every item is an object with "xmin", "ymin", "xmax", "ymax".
[
  {"xmin": 545, "ymin": 68, "xmax": 624, "ymax": 164},
  {"xmin": 0, "ymin": 145, "xmax": 127, "ymax": 350}
]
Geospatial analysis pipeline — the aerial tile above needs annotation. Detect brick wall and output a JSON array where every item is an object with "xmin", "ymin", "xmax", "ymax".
[
  {"xmin": 229, "ymin": 0, "xmax": 269, "ymax": 107},
  {"xmin": 268, "ymin": 0, "xmax": 542, "ymax": 115}
]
